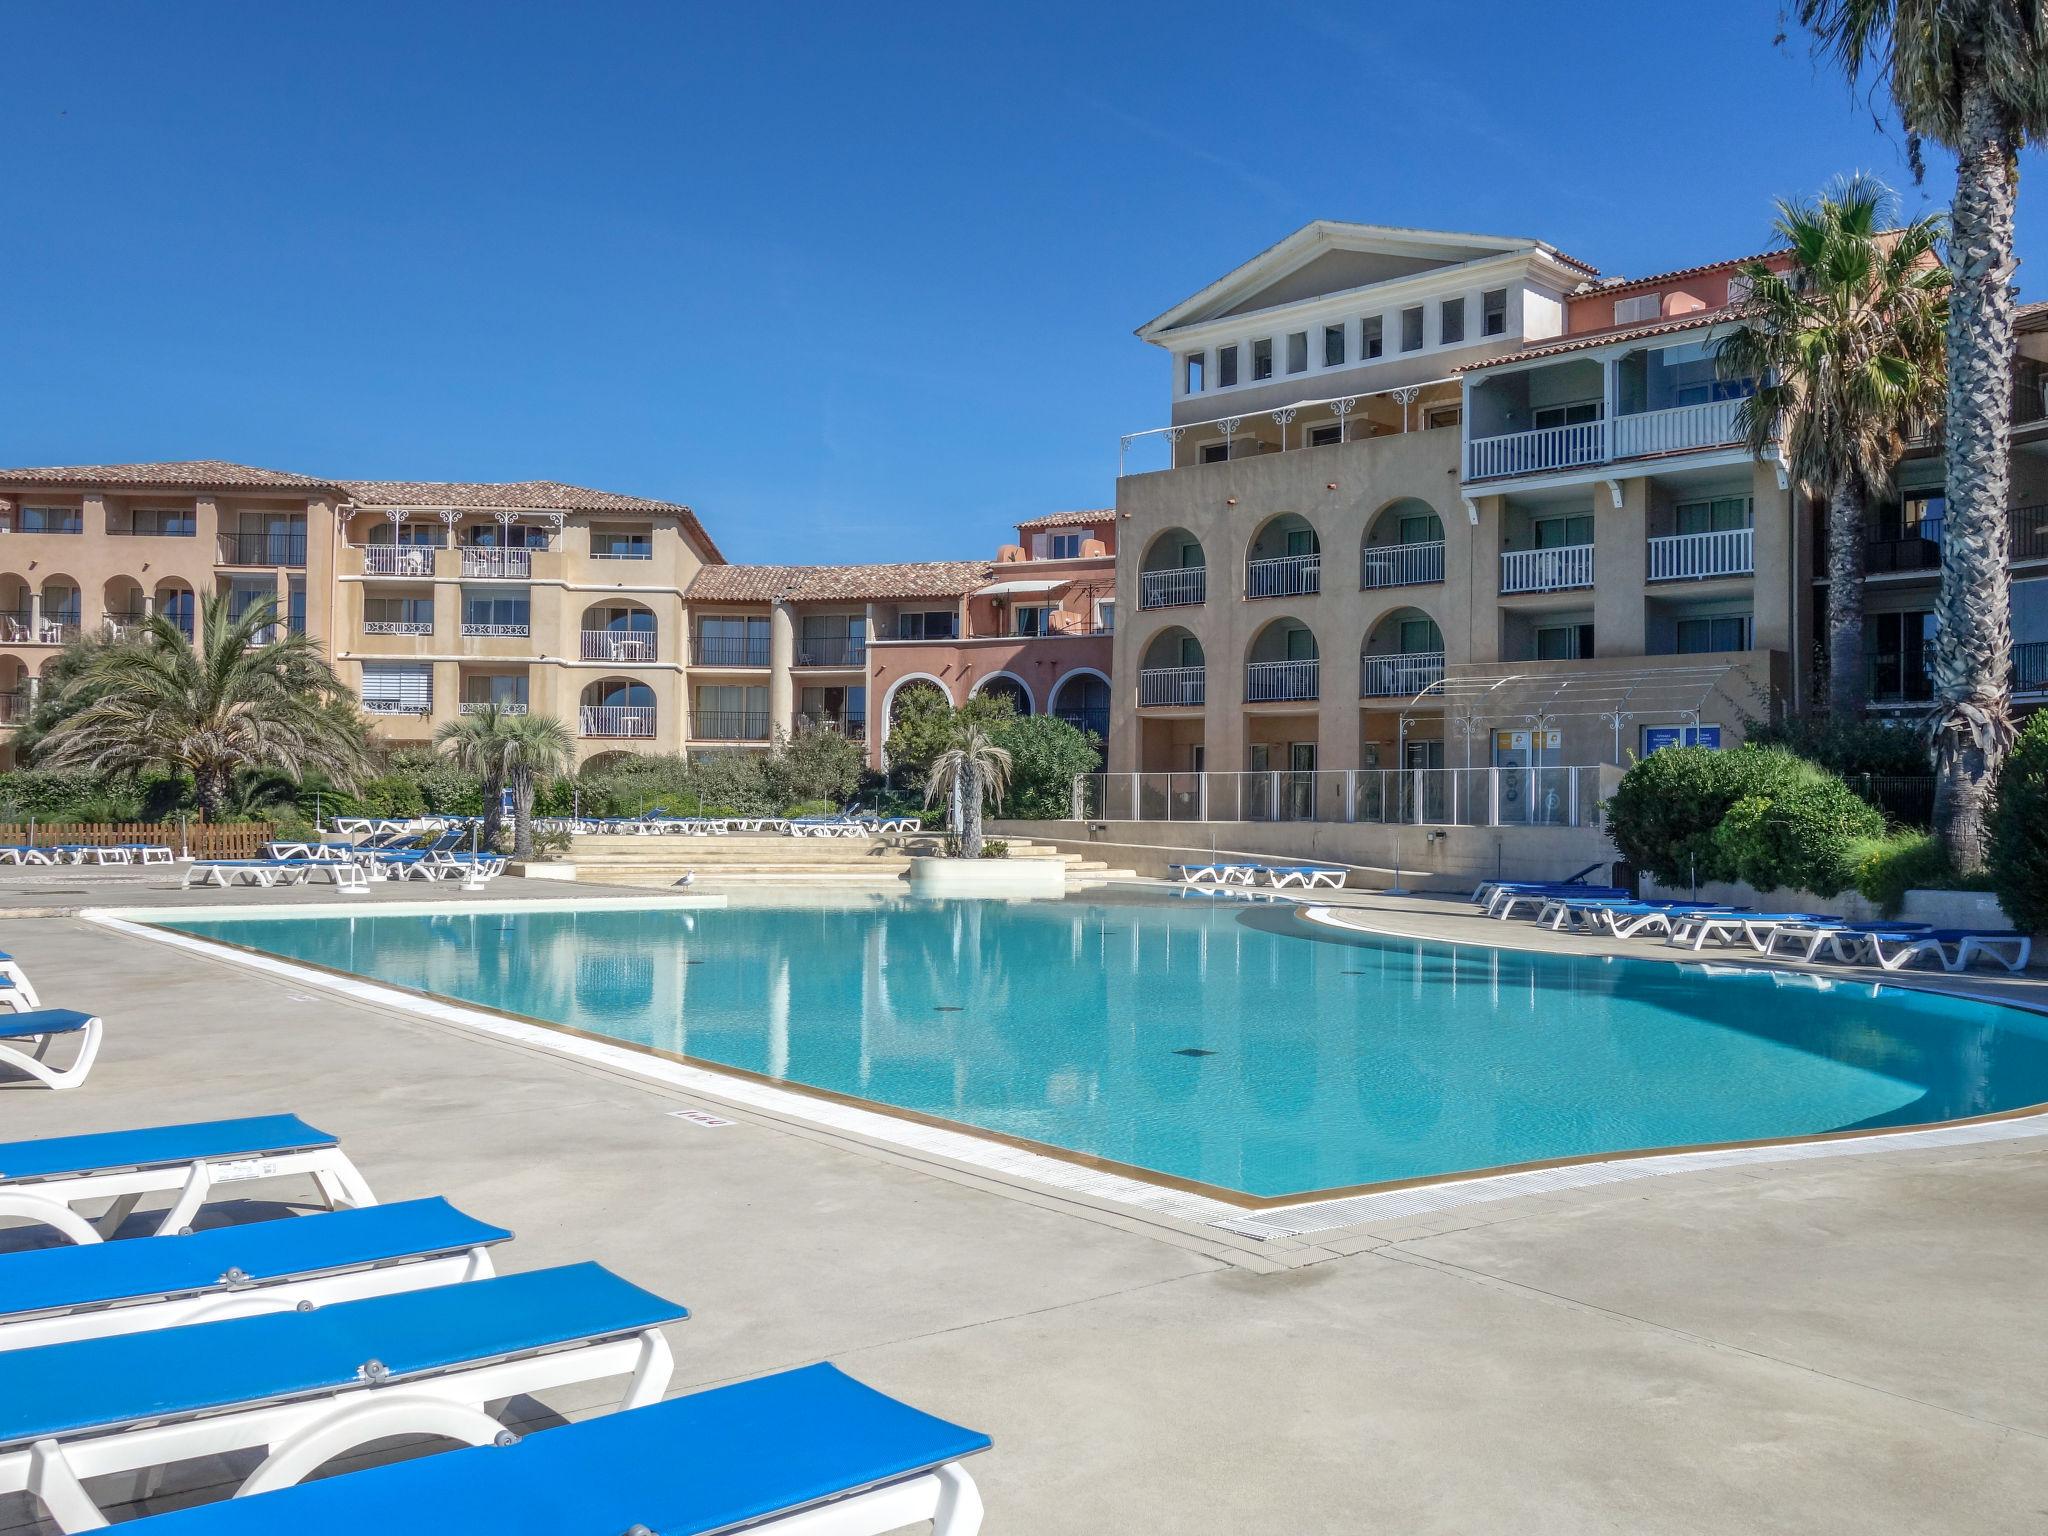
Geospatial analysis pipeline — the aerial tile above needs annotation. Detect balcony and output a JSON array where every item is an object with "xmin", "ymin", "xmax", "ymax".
[
  {"xmin": 580, "ymin": 704, "xmax": 656, "ymax": 738},
  {"xmin": 1138, "ymin": 666, "xmax": 1205, "ymax": 707},
  {"xmin": 0, "ymin": 612, "xmax": 78, "ymax": 645},
  {"xmin": 691, "ymin": 710, "xmax": 769, "ymax": 741},
  {"xmin": 1360, "ymin": 540, "xmax": 1445, "ymax": 589},
  {"xmin": 1465, "ymin": 399, "xmax": 1745, "ymax": 481},
  {"xmin": 101, "ymin": 611, "xmax": 148, "ymax": 642},
  {"xmin": 693, "ymin": 637, "xmax": 769, "ymax": 667},
  {"xmin": 1501, "ymin": 544, "xmax": 1594, "ymax": 594},
  {"xmin": 1245, "ymin": 659, "xmax": 1318, "ymax": 703},
  {"xmin": 1610, "ymin": 398, "xmax": 1745, "ymax": 458},
  {"xmin": 2015, "ymin": 504, "xmax": 2048, "ymax": 562},
  {"xmin": 460, "ymin": 547, "xmax": 531, "ymax": 580},
  {"xmin": 1245, "ymin": 553, "xmax": 1320, "ymax": 600},
  {"xmin": 1648, "ymin": 527, "xmax": 1753, "ymax": 582},
  {"xmin": 218, "ymin": 532, "xmax": 307, "ymax": 567},
  {"xmin": 363, "ymin": 545, "xmax": 438, "ymax": 578},
  {"xmin": 581, "ymin": 630, "xmax": 658, "ymax": 663},
  {"xmin": 0, "ymin": 691, "xmax": 20, "ymax": 725},
  {"xmin": 1467, "ymin": 421, "xmax": 1605, "ymax": 480},
  {"xmin": 364, "ymin": 697, "xmax": 432, "ymax": 717},
  {"xmin": 1360, "ymin": 651, "xmax": 1446, "ymax": 698},
  {"xmin": 461, "ymin": 621, "xmax": 530, "ymax": 639},
  {"xmin": 1140, "ymin": 567, "xmax": 1206, "ymax": 609},
  {"xmin": 363, "ymin": 619, "xmax": 434, "ymax": 636},
  {"xmin": 460, "ymin": 699, "xmax": 529, "ymax": 715},
  {"xmin": 795, "ymin": 637, "xmax": 866, "ymax": 667},
  {"xmin": 1865, "ymin": 532, "xmax": 1942, "ymax": 574},
  {"xmin": 802, "ymin": 713, "xmax": 866, "ymax": 740},
  {"xmin": 1055, "ymin": 707, "xmax": 1110, "ymax": 739}
]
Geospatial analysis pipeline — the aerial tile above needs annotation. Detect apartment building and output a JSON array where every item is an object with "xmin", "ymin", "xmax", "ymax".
[
  {"xmin": 0, "ymin": 460, "xmax": 1117, "ymax": 770},
  {"xmin": 1111, "ymin": 219, "xmax": 2048, "ymax": 816}
]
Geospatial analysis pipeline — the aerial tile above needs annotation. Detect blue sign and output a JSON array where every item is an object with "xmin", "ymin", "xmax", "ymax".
[{"xmin": 1642, "ymin": 725, "xmax": 1722, "ymax": 754}]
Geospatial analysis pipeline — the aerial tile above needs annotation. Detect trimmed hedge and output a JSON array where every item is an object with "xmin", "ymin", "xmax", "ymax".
[
  {"xmin": 1989, "ymin": 712, "xmax": 2048, "ymax": 934},
  {"xmin": 1604, "ymin": 745, "xmax": 1821, "ymax": 885},
  {"xmin": 1711, "ymin": 777, "xmax": 1885, "ymax": 897}
]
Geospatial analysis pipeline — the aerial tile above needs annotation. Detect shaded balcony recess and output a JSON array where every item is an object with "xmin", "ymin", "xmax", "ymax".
[
  {"xmin": 693, "ymin": 637, "xmax": 771, "ymax": 667},
  {"xmin": 1117, "ymin": 377, "xmax": 1461, "ymax": 476},
  {"xmin": 582, "ymin": 630, "xmax": 658, "ymax": 663},
  {"xmin": 460, "ymin": 547, "xmax": 532, "ymax": 580},
  {"xmin": 2015, "ymin": 640, "xmax": 2048, "ymax": 693},
  {"xmin": 1361, "ymin": 651, "xmax": 1446, "ymax": 698},
  {"xmin": 692, "ymin": 710, "xmax": 770, "ymax": 741},
  {"xmin": 363, "ymin": 545, "xmax": 438, "ymax": 577},
  {"xmin": 1360, "ymin": 540, "xmax": 1445, "ymax": 589},
  {"xmin": 802, "ymin": 713, "xmax": 867, "ymax": 740},
  {"xmin": 580, "ymin": 704, "xmax": 656, "ymax": 738},
  {"xmin": 1648, "ymin": 527, "xmax": 1753, "ymax": 581},
  {"xmin": 1246, "ymin": 553, "xmax": 1321, "ymax": 600},
  {"xmin": 1245, "ymin": 659, "xmax": 1319, "ymax": 703},
  {"xmin": 1138, "ymin": 666, "xmax": 1205, "ymax": 707},
  {"xmin": 1139, "ymin": 567, "xmax": 1206, "ymax": 609},
  {"xmin": 1464, "ymin": 397, "xmax": 1746, "ymax": 481},
  {"xmin": 1501, "ymin": 545, "xmax": 1594, "ymax": 594},
  {"xmin": 1055, "ymin": 707, "xmax": 1111, "ymax": 739},
  {"xmin": 217, "ymin": 532, "xmax": 307, "ymax": 567},
  {"xmin": 795, "ymin": 637, "xmax": 867, "ymax": 667}
]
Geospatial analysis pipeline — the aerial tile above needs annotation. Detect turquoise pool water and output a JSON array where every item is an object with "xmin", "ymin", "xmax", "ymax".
[{"xmin": 159, "ymin": 896, "xmax": 2048, "ymax": 1199}]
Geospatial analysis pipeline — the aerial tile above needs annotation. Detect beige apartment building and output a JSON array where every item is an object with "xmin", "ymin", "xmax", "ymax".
[{"xmin": 1108, "ymin": 220, "xmax": 2048, "ymax": 825}]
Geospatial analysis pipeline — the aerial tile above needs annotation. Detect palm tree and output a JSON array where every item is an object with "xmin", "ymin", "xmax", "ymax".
[
  {"xmin": 433, "ymin": 705, "xmax": 515, "ymax": 850},
  {"xmin": 1796, "ymin": 1, "xmax": 2048, "ymax": 864},
  {"xmin": 499, "ymin": 712, "xmax": 573, "ymax": 859},
  {"xmin": 36, "ymin": 592, "xmax": 368, "ymax": 820},
  {"xmin": 1715, "ymin": 176, "xmax": 1949, "ymax": 720},
  {"xmin": 922, "ymin": 721, "xmax": 1012, "ymax": 858}
]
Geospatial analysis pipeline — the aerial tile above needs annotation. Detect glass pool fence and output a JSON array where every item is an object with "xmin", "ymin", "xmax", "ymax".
[{"xmin": 1072, "ymin": 767, "xmax": 1602, "ymax": 827}]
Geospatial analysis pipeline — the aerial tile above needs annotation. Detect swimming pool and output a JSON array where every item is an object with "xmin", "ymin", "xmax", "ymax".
[{"xmin": 156, "ymin": 895, "xmax": 2048, "ymax": 1201}]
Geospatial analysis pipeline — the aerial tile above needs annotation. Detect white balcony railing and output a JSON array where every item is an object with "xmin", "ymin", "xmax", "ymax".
[
  {"xmin": 460, "ymin": 547, "xmax": 531, "ymax": 579},
  {"xmin": 1139, "ymin": 567, "xmax": 1206, "ymax": 609},
  {"xmin": 1137, "ymin": 666, "xmax": 1205, "ymax": 707},
  {"xmin": 364, "ymin": 697, "xmax": 432, "ymax": 717},
  {"xmin": 460, "ymin": 699, "xmax": 529, "ymax": 715},
  {"xmin": 1245, "ymin": 552, "xmax": 1321, "ymax": 599},
  {"xmin": 581, "ymin": 630, "xmax": 658, "ymax": 662},
  {"xmin": 1466, "ymin": 421, "xmax": 1606, "ymax": 479},
  {"xmin": 1360, "ymin": 540, "xmax": 1445, "ymax": 589},
  {"xmin": 1611, "ymin": 398, "xmax": 1746, "ymax": 459},
  {"xmin": 580, "ymin": 705, "xmax": 656, "ymax": 738},
  {"xmin": 461, "ymin": 622, "xmax": 530, "ymax": 638},
  {"xmin": 1501, "ymin": 544, "xmax": 1595, "ymax": 594},
  {"xmin": 1246, "ymin": 658, "xmax": 1319, "ymax": 702},
  {"xmin": 1648, "ymin": 526, "xmax": 1754, "ymax": 581},
  {"xmin": 1360, "ymin": 651, "xmax": 1446, "ymax": 697},
  {"xmin": 363, "ymin": 545, "xmax": 437, "ymax": 577},
  {"xmin": 363, "ymin": 619, "xmax": 434, "ymax": 636}
]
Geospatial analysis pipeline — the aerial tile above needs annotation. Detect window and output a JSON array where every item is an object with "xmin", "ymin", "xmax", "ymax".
[
  {"xmin": 694, "ymin": 684, "xmax": 769, "ymax": 739},
  {"xmin": 1048, "ymin": 532, "xmax": 1082, "ymax": 559},
  {"xmin": 128, "ymin": 508, "xmax": 196, "ymax": 537},
  {"xmin": 1482, "ymin": 288, "xmax": 1508, "ymax": 337},
  {"xmin": 1177, "ymin": 634, "xmax": 1203, "ymax": 667},
  {"xmin": 1200, "ymin": 442, "xmax": 1231, "ymax": 465},
  {"xmin": 896, "ymin": 609, "xmax": 958, "ymax": 641},
  {"xmin": 1398, "ymin": 617, "xmax": 1443, "ymax": 653},
  {"xmin": 1284, "ymin": 625, "xmax": 1315, "ymax": 661},
  {"xmin": 1308, "ymin": 423, "xmax": 1343, "ymax": 448},
  {"xmin": 1362, "ymin": 316, "xmax": 1383, "ymax": 359},
  {"xmin": 1013, "ymin": 604, "xmax": 1054, "ymax": 637},
  {"xmin": 1286, "ymin": 331, "xmax": 1308, "ymax": 374},
  {"xmin": 1400, "ymin": 306, "xmax": 1424, "ymax": 352},
  {"xmin": 1615, "ymin": 293, "xmax": 1662, "ymax": 324},
  {"xmin": 698, "ymin": 614, "xmax": 771, "ymax": 662},
  {"xmin": 1423, "ymin": 405, "xmax": 1462, "ymax": 430},
  {"xmin": 373, "ymin": 522, "xmax": 446, "ymax": 547},
  {"xmin": 1534, "ymin": 622, "xmax": 1595, "ymax": 660},
  {"xmin": 1184, "ymin": 352, "xmax": 1205, "ymax": 393},
  {"xmin": 591, "ymin": 525, "xmax": 652, "ymax": 559},
  {"xmin": 1095, "ymin": 600, "xmax": 1115, "ymax": 633},
  {"xmin": 1674, "ymin": 613, "xmax": 1753, "ymax": 653},
  {"xmin": 462, "ymin": 590, "xmax": 530, "ymax": 633},
  {"xmin": 464, "ymin": 674, "xmax": 529, "ymax": 708},
  {"xmin": 363, "ymin": 595, "xmax": 433, "ymax": 630},
  {"xmin": 1323, "ymin": 324, "xmax": 1346, "ymax": 368},
  {"xmin": 1534, "ymin": 513, "xmax": 1595, "ymax": 548},
  {"xmin": 1284, "ymin": 527, "xmax": 1316, "ymax": 558},
  {"xmin": 1674, "ymin": 496, "xmax": 1753, "ymax": 534},
  {"xmin": 361, "ymin": 662, "xmax": 432, "ymax": 715},
  {"xmin": 1725, "ymin": 273, "xmax": 1754, "ymax": 305},
  {"xmin": 221, "ymin": 579, "xmax": 271, "ymax": 627},
  {"xmin": 1900, "ymin": 488, "xmax": 1946, "ymax": 543},
  {"xmin": 1397, "ymin": 511, "xmax": 1445, "ymax": 544},
  {"xmin": 1439, "ymin": 297, "xmax": 1466, "ymax": 346},
  {"xmin": 1217, "ymin": 345, "xmax": 1238, "ymax": 388},
  {"xmin": 1252, "ymin": 338, "xmax": 1273, "ymax": 381},
  {"xmin": 1532, "ymin": 401, "xmax": 1602, "ymax": 430},
  {"xmin": 1866, "ymin": 611, "xmax": 1935, "ymax": 701},
  {"xmin": 18, "ymin": 506, "xmax": 82, "ymax": 534},
  {"xmin": 800, "ymin": 684, "xmax": 864, "ymax": 731}
]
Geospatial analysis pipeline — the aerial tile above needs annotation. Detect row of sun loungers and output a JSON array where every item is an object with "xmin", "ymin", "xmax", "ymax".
[
  {"xmin": 0, "ymin": 843, "xmax": 175, "ymax": 866},
  {"xmin": 539, "ymin": 813, "xmax": 923, "ymax": 837},
  {"xmin": 1170, "ymin": 863, "xmax": 1349, "ymax": 889},
  {"xmin": 1474, "ymin": 877, "xmax": 2032, "ymax": 974},
  {"xmin": 0, "ymin": 1112, "xmax": 992, "ymax": 1532}
]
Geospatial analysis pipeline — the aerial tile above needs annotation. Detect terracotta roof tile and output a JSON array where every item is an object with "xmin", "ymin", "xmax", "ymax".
[
  {"xmin": 686, "ymin": 560, "xmax": 992, "ymax": 603},
  {"xmin": 1014, "ymin": 509, "xmax": 1114, "ymax": 531},
  {"xmin": 1574, "ymin": 250, "xmax": 1784, "ymax": 302},
  {"xmin": 0, "ymin": 459, "xmax": 337, "ymax": 491},
  {"xmin": 1460, "ymin": 309, "xmax": 1732, "ymax": 372}
]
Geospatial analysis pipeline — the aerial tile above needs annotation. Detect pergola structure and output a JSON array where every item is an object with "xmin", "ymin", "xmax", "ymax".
[{"xmin": 1399, "ymin": 663, "xmax": 1766, "ymax": 767}]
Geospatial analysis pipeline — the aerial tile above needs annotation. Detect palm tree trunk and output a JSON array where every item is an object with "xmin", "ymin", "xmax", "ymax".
[
  {"xmin": 1824, "ymin": 476, "xmax": 1870, "ymax": 720},
  {"xmin": 194, "ymin": 764, "xmax": 228, "ymax": 824},
  {"xmin": 511, "ymin": 772, "xmax": 536, "ymax": 860},
  {"xmin": 961, "ymin": 759, "xmax": 982, "ymax": 858},
  {"xmin": 1932, "ymin": 69, "xmax": 2020, "ymax": 872},
  {"xmin": 479, "ymin": 773, "xmax": 505, "ymax": 851}
]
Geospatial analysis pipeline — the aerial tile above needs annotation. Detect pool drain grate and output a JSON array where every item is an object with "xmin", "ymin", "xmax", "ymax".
[
  {"xmin": 1173, "ymin": 1047, "xmax": 1217, "ymax": 1057},
  {"xmin": 933, "ymin": 1005, "xmax": 964, "ymax": 1012}
]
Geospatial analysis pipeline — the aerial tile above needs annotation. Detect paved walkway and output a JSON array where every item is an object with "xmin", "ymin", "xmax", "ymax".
[{"xmin": 2, "ymin": 904, "xmax": 2046, "ymax": 1532}]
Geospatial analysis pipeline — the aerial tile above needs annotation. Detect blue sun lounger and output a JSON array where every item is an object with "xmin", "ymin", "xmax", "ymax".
[
  {"xmin": 0, "ymin": 1007, "xmax": 102, "ymax": 1091},
  {"xmin": 118, "ymin": 1361, "xmax": 988, "ymax": 1536},
  {"xmin": 0, "ymin": 1113, "xmax": 377, "ymax": 1246},
  {"xmin": 0, "ymin": 1262, "xmax": 685, "ymax": 1532},
  {"xmin": 1762, "ymin": 919, "xmax": 1934, "ymax": 964},
  {"xmin": 1863, "ymin": 927, "xmax": 2033, "ymax": 973},
  {"xmin": 1486, "ymin": 886, "xmax": 1629, "ymax": 919},
  {"xmin": 0, "ymin": 949, "xmax": 45, "ymax": 1008},
  {"xmin": 0, "ymin": 1196, "xmax": 510, "ymax": 1350}
]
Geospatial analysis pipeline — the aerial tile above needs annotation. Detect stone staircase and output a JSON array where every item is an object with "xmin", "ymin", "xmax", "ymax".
[{"xmin": 564, "ymin": 832, "xmax": 1134, "ymax": 888}]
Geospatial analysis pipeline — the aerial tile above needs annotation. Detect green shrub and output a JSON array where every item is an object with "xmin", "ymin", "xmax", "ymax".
[
  {"xmin": 1990, "ymin": 712, "xmax": 2048, "ymax": 933},
  {"xmin": 1711, "ymin": 775, "xmax": 1885, "ymax": 897},
  {"xmin": 991, "ymin": 714, "xmax": 1098, "ymax": 820},
  {"xmin": 979, "ymin": 838, "xmax": 1010, "ymax": 860},
  {"xmin": 763, "ymin": 723, "xmax": 863, "ymax": 808},
  {"xmin": 1744, "ymin": 712, "xmax": 1931, "ymax": 777},
  {"xmin": 1604, "ymin": 745, "xmax": 1818, "ymax": 885},
  {"xmin": 780, "ymin": 798, "xmax": 837, "ymax": 818},
  {"xmin": 1847, "ymin": 830, "xmax": 1992, "ymax": 915}
]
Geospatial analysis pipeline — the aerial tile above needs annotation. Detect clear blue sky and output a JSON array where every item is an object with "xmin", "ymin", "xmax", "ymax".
[{"xmin": 2, "ymin": 1, "xmax": 2038, "ymax": 563}]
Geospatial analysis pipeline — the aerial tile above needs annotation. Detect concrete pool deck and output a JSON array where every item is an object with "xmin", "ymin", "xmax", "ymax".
[{"xmin": 3, "ymin": 885, "xmax": 2048, "ymax": 1531}]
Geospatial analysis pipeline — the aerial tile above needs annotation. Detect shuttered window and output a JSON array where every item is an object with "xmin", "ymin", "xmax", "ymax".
[{"xmin": 361, "ymin": 662, "xmax": 432, "ymax": 715}]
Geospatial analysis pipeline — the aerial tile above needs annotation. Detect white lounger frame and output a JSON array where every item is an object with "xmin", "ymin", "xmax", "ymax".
[
  {"xmin": 0, "ymin": 1240, "xmax": 496, "ymax": 1351},
  {"xmin": 0, "ymin": 1145, "xmax": 379, "ymax": 1246},
  {"xmin": 0, "ymin": 1015, "xmax": 102, "ymax": 1092},
  {"xmin": 2, "ymin": 1317, "xmax": 675, "ymax": 1533},
  {"xmin": 756, "ymin": 1461, "xmax": 984, "ymax": 1535}
]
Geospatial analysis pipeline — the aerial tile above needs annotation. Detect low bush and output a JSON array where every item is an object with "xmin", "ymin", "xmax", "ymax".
[
  {"xmin": 979, "ymin": 838, "xmax": 1010, "ymax": 859},
  {"xmin": 1604, "ymin": 745, "xmax": 1818, "ymax": 885},
  {"xmin": 1711, "ymin": 774, "xmax": 1885, "ymax": 897},
  {"xmin": 1847, "ymin": 830, "xmax": 1992, "ymax": 915},
  {"xmin": 1990, "ymin": 712, "xmax": 2048, "ymax": 934},
  {"xmin": 991, "ymin": 714, "xmax": 1099, "ymax": 820},
  {"xmin": 1743, "ymin": 712, "xmax": 1931, "ymax": 777}
]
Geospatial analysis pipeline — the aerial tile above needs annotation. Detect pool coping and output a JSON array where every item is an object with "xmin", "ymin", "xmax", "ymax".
[{"xmin": 81, "ymin": 898, "xmax": 2048, "ymax": 1242}]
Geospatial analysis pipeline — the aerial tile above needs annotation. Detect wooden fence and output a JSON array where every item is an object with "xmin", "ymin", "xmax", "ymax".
[{"xmin": 0, "ymin": 822, "xmax": 276, "ymax": 858}]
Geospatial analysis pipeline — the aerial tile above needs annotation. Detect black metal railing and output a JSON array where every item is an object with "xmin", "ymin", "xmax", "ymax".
[
  {"xmin": 693, "ymin": 637, "xmax": 770, "ymax": 667},
  {"xmin": 1864, "ymin": 529, "xmax": 1942, "ymax": 574},
  {"xmin": 693, "ymin": 710, "xmax": 771, "ymax": 740},
  {"xmin": 1055, "ymin": 708, "xmax": 1110, "ymax": 740},
  {"xmin": 1843, "ymin": 773, "xmax": 1937, "ymax": 829},
  {"xmin": 2014, "ymin": 639, "xmax": 2048, "ymax": 692},
  {"xmin": 2013, "ymin": 504, "xmax": 2048, "ymax": 562},
  {"xmin": 795, "ymin": 637, "xmax": 866, "ymax": 667},
  {"xmin": 217, "ymin": 531, "xmax": 307, "ymax": 567}
]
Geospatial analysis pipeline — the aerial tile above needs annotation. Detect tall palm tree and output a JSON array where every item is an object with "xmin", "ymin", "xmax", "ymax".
[
  {"xmin": 1715, "ymin": 176, "xmax": 1949, "ymax": 719},
  {"xmin": 1797, "ymin": 0, "xmax": 2048, "ymax": 865},
  {"xmin": 499, "ymin": 712, "xmax": 573, "ymax": 859},
  {"xmin": 922, "ymin": 721, "xmax": 1012, "ymax": 858},
  {"xmin": 36, "ymin": 592, "xmax": 367, "ymax": 821},
  {"xmin": 433, "ymin": 704, "xmax": 516, "ymax": 850}
]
